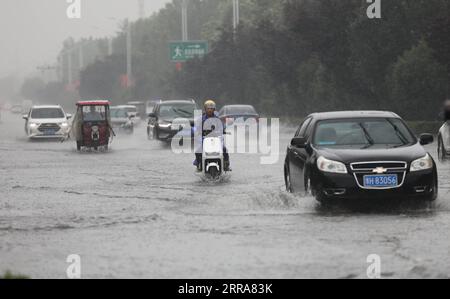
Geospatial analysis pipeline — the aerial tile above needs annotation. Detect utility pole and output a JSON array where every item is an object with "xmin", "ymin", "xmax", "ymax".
[
  {"xmin": 67, "ymin": 49, "xmax": 72, "ymax": 85},
  {"xmin": 78, "ymin": 42, "xmax": 84, "ymax": 72},
  {"xmin": 233, "ymin": 0, "xmax": 240, "ymax": 31},
  {"xmin": 182, "ymin": 0, "xmax": 188, "ymax": 41},
  {"xmin": 57, "ymin": 55, "xmax": 62, "ymax": 82},
  {"xmin": 126, "ymin": 18, "xmax": 132, "ymax": 87},
  {"xmin": 138, "ymin": 0, "xmax": 145, "ymax": 19}
]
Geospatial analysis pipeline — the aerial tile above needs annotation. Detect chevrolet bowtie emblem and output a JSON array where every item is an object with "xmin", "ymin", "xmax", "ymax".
[{"xmin": 373, "ymin": 167, "xmax": 388, "ymax": 174}]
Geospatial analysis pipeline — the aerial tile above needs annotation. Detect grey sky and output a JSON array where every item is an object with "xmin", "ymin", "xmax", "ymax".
[{"xmin": 0, "ymin": 0, "xmax": 171, "ymax": 78}]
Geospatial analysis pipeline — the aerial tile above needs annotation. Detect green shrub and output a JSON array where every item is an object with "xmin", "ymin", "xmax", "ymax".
[{"xmin": 1, "ymin": 271, "xmax": 30, "ymax": 279}]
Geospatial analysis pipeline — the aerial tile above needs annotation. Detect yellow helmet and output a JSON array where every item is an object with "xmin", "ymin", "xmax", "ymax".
[{"xmin": 204, "ymin": 99, "xmax": 216, "ymax": 110}]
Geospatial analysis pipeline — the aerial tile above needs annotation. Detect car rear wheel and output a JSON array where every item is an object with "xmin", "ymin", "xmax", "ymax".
[{"xmin": 304, "ymin": 177, "xmax": 313, "ymax": 197}]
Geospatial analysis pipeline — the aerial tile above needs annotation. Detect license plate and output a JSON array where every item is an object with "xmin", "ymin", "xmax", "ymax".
[
  {"xmin": 363, "ymin": 174, "xmax": 398, "ymax": 188},
  {"xmin": 44, "ymin": 130, "xmax": 56, "ymax": 135}
]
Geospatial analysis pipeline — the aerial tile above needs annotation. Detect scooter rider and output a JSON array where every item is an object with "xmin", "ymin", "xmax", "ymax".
[{"xmin": 194, "ymin": 100, "xmax": 231, "ymax": 172}]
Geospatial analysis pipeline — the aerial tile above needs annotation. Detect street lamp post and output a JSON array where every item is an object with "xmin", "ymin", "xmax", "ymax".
[
  {"xmin": 182, "ymin": 0, "xmax": 188, "ymax": 41},
  {"xmin": 233, "ymin": 0, "xmax": 240, "ymax": 30}
]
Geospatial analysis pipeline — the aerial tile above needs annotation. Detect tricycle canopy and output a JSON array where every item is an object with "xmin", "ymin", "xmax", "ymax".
[
  {"xmin": 71, "ymin": 100, "xmax": 112, "ymax": 145},
  {"xmin": 76, "ymin": 100, "xmax": 111, "ymax": 107}
]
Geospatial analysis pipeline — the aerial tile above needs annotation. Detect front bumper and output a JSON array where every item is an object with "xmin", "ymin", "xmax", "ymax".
[
  {"xmin": 28, "ymin": 126, "xmax": 69, "ymax": 139},
  {"xmin": 157, "ymin": 126, "xmax": 193, "ymax": 141},
  {"xmin": 312, "ymin": 168, "xmax": 436, "ymax": 200}
]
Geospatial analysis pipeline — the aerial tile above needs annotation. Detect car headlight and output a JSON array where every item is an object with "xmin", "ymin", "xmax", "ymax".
[
  {"xmin": 410, "ymin": 154, "xmax": 433, "ymax": 172},
  {"xmin": 317, "ymin": 156, "xmax": 348, "ymax": 174},
  {"xmin": 60, "ymin": 122, "xmax": 69, "ymax": 127},
  {"xmin": 159, "ymin": 123, "xmax": 171, "ymax": 129},
  {"xmin": 29, "ymin": 123, "xmax": 38, "ymax": 128}
]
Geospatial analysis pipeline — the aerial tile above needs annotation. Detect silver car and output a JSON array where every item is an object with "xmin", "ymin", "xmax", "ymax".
[{"xmin": 23, "ymin": 105, "xmax": 71, "ymax": 139}]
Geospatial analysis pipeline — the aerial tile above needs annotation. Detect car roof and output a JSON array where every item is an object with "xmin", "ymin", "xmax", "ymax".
[
  {"xmin": 115, "ymin": 105, "xmax": 137, "ymax": 109},
  {"xmin": 222, "ymin": 105, "xmax": 255, "ymax": 108},
  {"xmin": 31, "ymin": 105, "xmax": 63, "ymax": 109},
  {"xmin": 308, "ymin": 111, "xmax": 400, "ymax": 120},
  {"xmin": 159, "ymin": 100, "xmax": 196, "ymax": 105}
]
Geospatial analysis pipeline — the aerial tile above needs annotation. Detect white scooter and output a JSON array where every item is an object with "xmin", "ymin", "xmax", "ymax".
[
  {"xmin": 202, "ymin": 136, "xmax": 231, "ymax": 181},
  {"xmin": 202, "ymin": 135, "xmax": 229, "ymax": 180}
]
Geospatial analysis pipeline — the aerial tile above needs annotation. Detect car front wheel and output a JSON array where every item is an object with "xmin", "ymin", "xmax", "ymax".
[
  {"xmin": 147, "ymin": 127, "xmax": 155, "ymax": 140},
  {"xmin": 438, "ymin": 136, "xmax": 447, "ymax": 161},
  {"xmin": 423, "ymin": 177, "xmax": 438, "ymax": 202},
  {"xmin": 284, "ymin": 163, "xmax": 294, "ymax": 193}
]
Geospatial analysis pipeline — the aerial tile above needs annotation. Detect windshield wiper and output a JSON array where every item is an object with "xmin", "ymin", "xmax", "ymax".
[
  {"xmin": 386, "ymin": 119, "xmax": 409, "ymax": 145},
  {"xmin": 358, "ymin": 123, "xmax": 375, "ymax": 148}
]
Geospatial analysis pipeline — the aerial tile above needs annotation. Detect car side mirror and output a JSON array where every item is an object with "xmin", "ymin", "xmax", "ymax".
[
  {"xmin": 291, "ymin": 137, "xmax": 307, "ymax": 148},
  {"xmin": 22, "ymin": 115, "xmax": 28, "ymax": 120},
  {"xmin": 66, "ymin": 114, "xmax": 72, "ymax": 119},
  {"xmin": 419, "ymin": 133, "xmax": 434, "ymax": 145},
  {"xmin": 148, "ymin": 113, "xmax": 157, "ymax": 118}
]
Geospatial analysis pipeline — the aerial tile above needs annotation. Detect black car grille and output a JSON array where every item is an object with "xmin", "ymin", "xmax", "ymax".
[
  {"xmin": 350, "ymin": 162, "xmax": 407, "ymax": 171},
  {"xmin": 350, "ymin": 161, "xmax": 408, "ymax": 189},
  {"xmin": 38, "ymin": 123, "xmax": 61, "ymax": 132}
]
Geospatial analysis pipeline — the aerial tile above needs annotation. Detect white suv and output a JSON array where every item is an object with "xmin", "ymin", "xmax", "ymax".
[{"xmin": 23, "ymin": 105, "xmax": 71, "ymax": 139}]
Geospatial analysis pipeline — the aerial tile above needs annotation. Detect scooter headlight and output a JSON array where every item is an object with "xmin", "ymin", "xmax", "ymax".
[
  {"xmin": 317, "ymin": 156, "xmax": 348, "ymax": 174},
  {"xmin": 410, "ymin": 154, "xmax": 433, "ymax": 172}
]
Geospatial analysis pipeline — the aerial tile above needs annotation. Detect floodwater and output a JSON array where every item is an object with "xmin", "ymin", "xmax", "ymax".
[{"xmin": 0, "ymin": 111, "xmax": 449, "ymax": 278}]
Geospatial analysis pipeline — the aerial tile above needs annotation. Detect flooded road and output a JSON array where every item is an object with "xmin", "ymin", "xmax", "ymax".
[{"xmin": 1, "ymin": 111, "xmax": 449, "ymax": 279}]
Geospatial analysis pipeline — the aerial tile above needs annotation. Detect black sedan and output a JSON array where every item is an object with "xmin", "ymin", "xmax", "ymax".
[
  {"xmin": 147, "ymin": 100, "xmax": 197, "ymax": 142},
  {"xmin": 284, "ymin": 111, "xmax": 438, "ymax": 203}
]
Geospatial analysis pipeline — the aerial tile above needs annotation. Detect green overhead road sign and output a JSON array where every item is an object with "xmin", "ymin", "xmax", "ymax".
[{"xmin": 169, "ymin": 41, "xmax": 209, "ymax": 62}]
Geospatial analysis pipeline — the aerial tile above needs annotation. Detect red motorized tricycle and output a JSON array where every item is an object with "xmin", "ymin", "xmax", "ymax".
[{"xmin": 71, "ymin": 100, "xmax": 114, "ymax": 151}]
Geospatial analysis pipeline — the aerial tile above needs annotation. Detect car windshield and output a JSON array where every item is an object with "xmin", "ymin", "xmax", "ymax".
[
  {"xmin": 125, "ymin": 107, "xmax": 137, "ymax": 113},
  {"xmin": 31, "ymin": 108, "xmax": 64, "ymax": 119},
  {"xmin": 111, "ymin": 109, "xmax": 128, "ymax": 118},
  {"xmin": 224, "ymin": 106, "xmax": 257, "ymax": 115},
  {"xmin": 159, "ymin": 103, "xmax": 195, "ymax": 119},
  {"xmin": 313, "ymin": 118, "xmax": 416, "ymax": 148}
]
